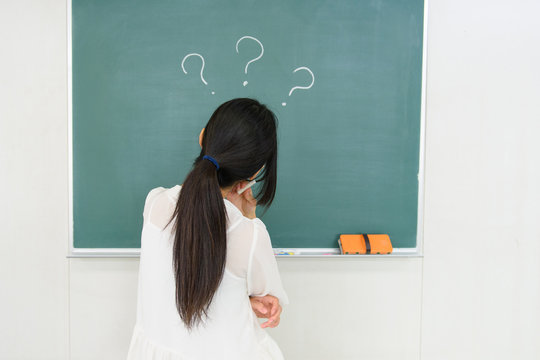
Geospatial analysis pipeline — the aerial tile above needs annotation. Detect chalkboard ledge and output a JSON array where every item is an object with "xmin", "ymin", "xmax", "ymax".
[
  {"xmin": 68, "ymin": 248, "xmax": 141, "ymax": 258},
  {"xmin": 273, "ymin": 248, "xmax": 422, "ymax": 258},
  {"xmin": 67, "ymin": 247, "xmax": 422, "ymax": 258}
]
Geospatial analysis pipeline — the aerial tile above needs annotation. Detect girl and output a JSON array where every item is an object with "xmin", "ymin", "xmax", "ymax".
[{"xmin": 127, "ymin": 98, "xmax": 289, "ymax": 359}]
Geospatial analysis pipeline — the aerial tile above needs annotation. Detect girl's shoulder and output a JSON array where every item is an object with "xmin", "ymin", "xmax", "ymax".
[
  {"xmin": 145, "ymin": 185, "xmax": 180, "ymax": 206},
  {"xmin": 142, "ymin": 186, "xmax": 180, "ymax": 228}
]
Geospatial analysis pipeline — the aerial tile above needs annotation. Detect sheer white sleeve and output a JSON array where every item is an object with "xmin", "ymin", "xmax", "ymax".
[
  {"xmin": 143, "ymin": 187, "xmax": 175, "ymax": 230},
  {"xmin": 246, "ymin": 219, "xmax": 289, "ymax": 306}
]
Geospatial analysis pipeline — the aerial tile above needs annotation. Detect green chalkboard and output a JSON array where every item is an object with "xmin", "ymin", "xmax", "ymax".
[{"xmin": 72, "ymin": 0, "xmax": 424, "ymax": 249}]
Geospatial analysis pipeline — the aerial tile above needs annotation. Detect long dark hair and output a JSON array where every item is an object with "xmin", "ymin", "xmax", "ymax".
[{"xmin": 169, "ymin": 98, "xmax": 278, "ymax": 330}]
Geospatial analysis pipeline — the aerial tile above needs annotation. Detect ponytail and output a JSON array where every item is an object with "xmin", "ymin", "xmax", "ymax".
[
  {"xmin": 169, "ymin": 98, "xmax": 278, "ymax": 330},
  {"xmin": 171, "ymin": 156, "xmax": 227, "ymax": 330}
]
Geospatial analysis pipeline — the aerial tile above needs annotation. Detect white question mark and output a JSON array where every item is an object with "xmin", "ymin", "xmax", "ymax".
[
  {"xmin": 282, "ymin": 66, "xmax": 315, "ymax": 106},
  {"xmin": 235, "ymin": 36, "xmax": 264, "ymax": 86},
  {"xmin": 181, "ymin": 53, "xmax": 215, "ymax": 95}
]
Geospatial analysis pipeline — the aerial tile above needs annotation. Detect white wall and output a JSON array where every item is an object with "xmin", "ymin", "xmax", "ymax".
[
  {"xmin": 0, "ymin": 0, "xmax": 69, "ymax": 359},
  {"xmin": 421, "ymin": 1, "xmax": 540, "ymax": 358},
  {"xmin": 1, "ymin": 1, "xmax": 539, "ymax": 359}
]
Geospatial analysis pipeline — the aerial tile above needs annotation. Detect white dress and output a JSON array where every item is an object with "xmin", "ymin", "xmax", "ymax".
[{"xmin": 127, "ymin": 185, "xmax": 289, "ymax": 360}]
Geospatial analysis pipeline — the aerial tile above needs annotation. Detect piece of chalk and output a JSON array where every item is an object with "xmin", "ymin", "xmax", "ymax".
[{"xmin": 237, "ymin": 180, "xmax": 257, "ymax": 194}]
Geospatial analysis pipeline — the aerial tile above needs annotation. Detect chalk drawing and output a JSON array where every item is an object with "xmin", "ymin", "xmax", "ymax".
[
  {"xmin": 235, "ymin": 36, "xmax": 264, "ymax": 86},
  {"xmin": 282, "ymin": 66, "xmax": 315, "ymax": 106},
  {"xmin": 181, "ymin": 53, "xmax": 215, "ymax": 94}
]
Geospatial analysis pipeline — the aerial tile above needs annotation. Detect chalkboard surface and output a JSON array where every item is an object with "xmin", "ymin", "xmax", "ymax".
[{"xmin": 72, "ymin": 0, "xmax": 424, "ymax": 249}]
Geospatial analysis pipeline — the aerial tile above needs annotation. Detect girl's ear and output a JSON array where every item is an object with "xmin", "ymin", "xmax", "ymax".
[{"xmin": 198, "ymin": 128, "xmax": 205, "ymax": 148}]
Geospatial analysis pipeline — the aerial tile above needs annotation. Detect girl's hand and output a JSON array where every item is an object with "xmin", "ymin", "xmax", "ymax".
[
  {"xmin": 226, "ymin": 182, "xmax": 257, "ymax": 219},
  {"xmin": 249, "ymin": 295, "xmax": 282, "ymax": 328}
]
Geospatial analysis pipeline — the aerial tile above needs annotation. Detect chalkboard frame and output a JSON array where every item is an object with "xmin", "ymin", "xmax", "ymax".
[{"xmin": 67, "ymin": 0, "xmax": 428, "ymax": 258}]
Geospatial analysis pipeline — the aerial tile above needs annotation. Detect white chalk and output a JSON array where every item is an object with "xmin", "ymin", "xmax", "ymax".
[{"xmin": 237, "ymin": 180, "xmax": 257, "ymax": 194}]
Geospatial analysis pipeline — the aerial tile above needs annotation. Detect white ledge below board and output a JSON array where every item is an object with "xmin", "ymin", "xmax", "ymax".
[{"xmin": 67, "ymin": 248, "xmax": 422, "ymax": 258}]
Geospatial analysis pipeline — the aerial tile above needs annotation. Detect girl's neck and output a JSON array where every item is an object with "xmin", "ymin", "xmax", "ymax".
[{"xmin": 220, "ymin": 186, "xmax": 233, "ymax": 199}]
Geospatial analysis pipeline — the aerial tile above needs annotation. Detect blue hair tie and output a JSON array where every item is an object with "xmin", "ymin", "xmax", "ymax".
[{"xmin": 202, "ymin": 155, "xmax": 219, "ymax": 170}]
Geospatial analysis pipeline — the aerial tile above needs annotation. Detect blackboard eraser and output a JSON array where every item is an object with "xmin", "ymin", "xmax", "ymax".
[{"xmin": 338, "ymin": 234, "xmax": 393, "ymax": 255}]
